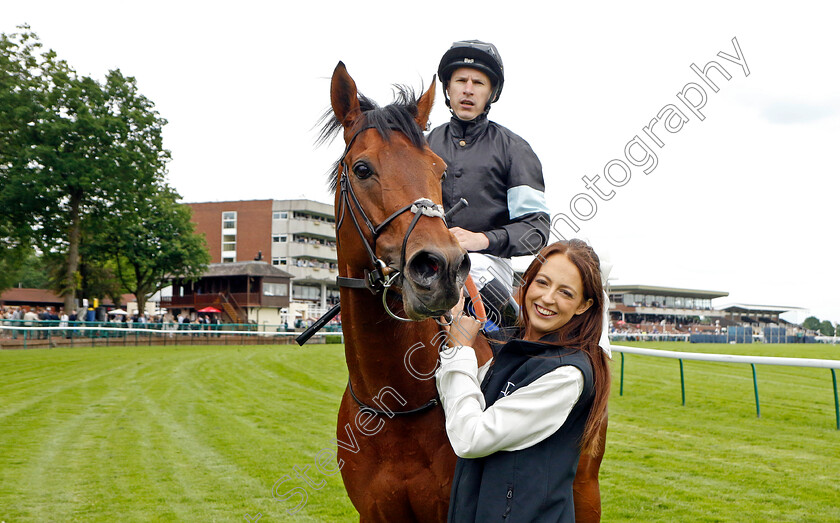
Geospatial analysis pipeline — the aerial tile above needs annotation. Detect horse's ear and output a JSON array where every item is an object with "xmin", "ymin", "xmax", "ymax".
[
  {"xmin": 331, "ymin": 61, "xmax": 362, "ymax": 132},
  {"xmin": 415, "ymin": 75, "xmax": 436, "ymax": 131}
]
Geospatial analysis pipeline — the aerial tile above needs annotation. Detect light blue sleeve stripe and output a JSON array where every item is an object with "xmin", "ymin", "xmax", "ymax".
[{"xmin": 507, "ymin": 185, "xmax": 549, "ymax": 219}]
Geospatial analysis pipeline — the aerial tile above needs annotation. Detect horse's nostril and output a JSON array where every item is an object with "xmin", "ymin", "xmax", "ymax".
[
  {"xmin": 456, "ymin": 252, "xmax": 471, "ymax": 281},
  {"xmin": 408, "ymin": 251, "xmax": 445, "ymax": 288}
]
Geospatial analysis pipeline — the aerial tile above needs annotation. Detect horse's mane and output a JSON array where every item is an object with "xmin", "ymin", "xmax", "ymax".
[{"xmin": 317, "ymin": 85, "xmax": 427, "ymax": 194}]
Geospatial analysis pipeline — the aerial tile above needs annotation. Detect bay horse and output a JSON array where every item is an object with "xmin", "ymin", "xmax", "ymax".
[{"xmin": 320, "ymin": 62, "xmax": 605, "ymax": 522}]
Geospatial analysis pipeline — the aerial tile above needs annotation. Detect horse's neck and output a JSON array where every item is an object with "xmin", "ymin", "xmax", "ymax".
[{"xmin": 341, "ymin": 289, "xmax": 441, "ymax": 405}]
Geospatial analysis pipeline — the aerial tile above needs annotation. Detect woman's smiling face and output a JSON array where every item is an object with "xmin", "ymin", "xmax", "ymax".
[{"xmin": 523, "ymin": 253, "xmax": 593, "ymax": 341}]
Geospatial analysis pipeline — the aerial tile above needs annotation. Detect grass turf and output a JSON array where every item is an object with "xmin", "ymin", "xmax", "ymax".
[{"xmin": 0, "ymin": 342, "xmax": 838, "ymax": 521}]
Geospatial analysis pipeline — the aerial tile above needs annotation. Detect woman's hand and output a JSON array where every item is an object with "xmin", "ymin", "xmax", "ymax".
[{"xmin": 442, "ymin": 290, "xmax": 482, "ymax": 348}]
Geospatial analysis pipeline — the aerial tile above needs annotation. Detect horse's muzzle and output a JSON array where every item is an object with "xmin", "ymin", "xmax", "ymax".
[{"xmin": 403, "ymin": 249, "xmax": 470, "ymax": 318}]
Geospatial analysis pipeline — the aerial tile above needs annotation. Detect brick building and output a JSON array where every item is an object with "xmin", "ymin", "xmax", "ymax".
[{"xmin": 187, "ymin": 199, "xmax": 338, "ymax": 318}]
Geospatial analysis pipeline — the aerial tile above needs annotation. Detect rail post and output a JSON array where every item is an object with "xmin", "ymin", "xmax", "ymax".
[
  {"xmin": 613, "ymin": 344, "xmax": 840, "ymax": 429},
  {"xmin": 832, "ymin": 369, "xmax": 839, "ymax": 430},
  {"xmin": 679, "ymin": 358, "xmax": 685, "ymax": 406},
  {"xmin": 620, "ymin": 352, "xmax": 625, "ymax": 396}
]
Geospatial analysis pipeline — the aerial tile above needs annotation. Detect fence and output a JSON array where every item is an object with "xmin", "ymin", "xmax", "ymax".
[
  {"xmin": 0, "ymin": 320, "xmax": 343, "ymax": 349},
  {"xmin": 609, "ymin": 333, "xmax": 690, "ymax": 342},
  {"xmin": 612, "ymin": 344, "xmax": 840, "ymax": 430}
]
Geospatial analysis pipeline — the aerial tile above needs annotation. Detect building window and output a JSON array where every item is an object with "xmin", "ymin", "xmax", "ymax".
[
  {"xmin": 272, "ymin": 234, "xmax": 287, "ymax": 243},
  {"xmin": 272, "ymin": 257, "xmax": 280, "ymax": 266},
  {"xmin": 293, "ymin": 284, "xmax": 321, "ymax": 301},
  {"xmin": 273, "ymin": 211, "xmax": 288, "ymax": 220},
  {"xmin": 221, "ymin": 211, "xmax": 237, "ymax": 261},
  {"xmin": 222, "ymin": 211, "xmax": 236, "ymax": 229},
  {"xmin": 264, "ymin": 283, "xmax": 288, "ymax": 297}
]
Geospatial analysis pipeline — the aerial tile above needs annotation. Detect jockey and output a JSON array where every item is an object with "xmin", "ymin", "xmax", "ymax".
[{"xmin": 428, "ymin": 39, "xmax": 550, "ymax": 330}]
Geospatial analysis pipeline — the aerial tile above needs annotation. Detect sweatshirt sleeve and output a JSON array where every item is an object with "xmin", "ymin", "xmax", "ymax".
[
  {"xmin": 481, "ymin": 211, "xmax": 549, "ymax": 258},
  {"xmin": 435, "ymin": 345, "xmax": 583, "ymax": 459},
  {"xmin": 480, "ymin": 137, "xmax": 550, "ymax": 258}
]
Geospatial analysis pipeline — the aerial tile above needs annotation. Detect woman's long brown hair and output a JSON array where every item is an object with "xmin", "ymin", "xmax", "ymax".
[{"xmin": 516, "ymin": 239, "xmax": 610, "ymax": 456}]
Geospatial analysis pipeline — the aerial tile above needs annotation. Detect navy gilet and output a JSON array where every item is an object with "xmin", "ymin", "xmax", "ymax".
[{"xmin": 447, "ymin": 337, "xmax": 595, "ymax": 522}]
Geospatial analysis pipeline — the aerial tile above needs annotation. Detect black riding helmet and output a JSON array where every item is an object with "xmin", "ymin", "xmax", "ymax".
[{"xmin": 438, "ymin": 40, "xmax": 505, "ymax": 109}]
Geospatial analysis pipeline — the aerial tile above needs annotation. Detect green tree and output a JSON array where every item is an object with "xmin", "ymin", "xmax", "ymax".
[
  {"xmin": 95, "ymin": 184, "xmax": 210, "ymax": 314},
  {"xmin": 10, "ymin": 249, "xmax": 51, "ymax": 289},
  {"xmin": 0, "ymin": 28, "xmax": 170, "ymax": 313},
  {"xmin": 0, "ymin": 240, "xmax": 28, "ymax": 291},
  {"xmin": 77, "ymin": 259, "xmax": 125, "ymax": 309},
  {"xmin": 0, "ymin": 27, "xmax": 41, "ymax": 293},
  {"xmin": 802, "ymin": 316, "xmax": 820, "ymax": 331},
  {"xmin": 818, "ymin": 320, "xmax": 834, "ymax": 337}
]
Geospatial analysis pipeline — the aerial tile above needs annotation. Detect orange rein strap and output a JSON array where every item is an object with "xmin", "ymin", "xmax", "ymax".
[{"xmin": 464, "ymin": 274, "xmax": 488, "ymax": 325}]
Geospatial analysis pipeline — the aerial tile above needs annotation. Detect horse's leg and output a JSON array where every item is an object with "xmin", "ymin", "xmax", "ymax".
[{"xmin": 573, "ymin": 411, "xmax": 608, "ymax": 523}]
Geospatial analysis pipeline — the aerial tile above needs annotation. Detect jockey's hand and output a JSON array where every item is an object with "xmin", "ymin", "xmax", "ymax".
[
  {"xmin": 441, "ymin": 290, "xmax": 481, "ymax": 348},
  {"xmin": 449, "ymin": 227, "xmax": 489, "ymax": 252}
]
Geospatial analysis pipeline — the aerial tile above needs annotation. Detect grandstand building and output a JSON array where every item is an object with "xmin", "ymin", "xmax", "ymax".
[
  {"xmin": 606, "ymin": 285, "xmax": 812, "ymax": 342},
  {"xmin": 608, "ymin": 284, "xmax": 729, "ymax": 326},
  {"xmin": 716, "ymin": 303, "xmax": 805, "ymax": 326},
  {"xmin": 187, "ymin": 199, "xmax": 338, "ymax": 320}
]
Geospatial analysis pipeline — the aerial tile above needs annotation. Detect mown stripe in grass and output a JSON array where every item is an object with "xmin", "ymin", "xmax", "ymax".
[{"xmin": 2, "ymin": 342, "xmax": 838, "ymax": 521}]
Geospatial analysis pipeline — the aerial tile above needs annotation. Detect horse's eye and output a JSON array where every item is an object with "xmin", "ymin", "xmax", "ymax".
[
  {"xmin": 353, "ymin": 161, "xmax": 374, "ymax": 179},
  {"xmin": 441, "ymin": 170, "xmax": 448, "ymax": 181}
]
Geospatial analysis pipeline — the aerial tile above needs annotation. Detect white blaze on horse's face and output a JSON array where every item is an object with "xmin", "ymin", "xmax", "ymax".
[{"xmin": 330, "ymin": 62, "xmax": 470, "ymax": 320}]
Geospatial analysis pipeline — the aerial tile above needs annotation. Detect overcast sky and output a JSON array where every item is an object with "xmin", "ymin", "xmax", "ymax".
[{"xmin": 4, "ymin": 1, "xmax": 839, "ymax": 324}]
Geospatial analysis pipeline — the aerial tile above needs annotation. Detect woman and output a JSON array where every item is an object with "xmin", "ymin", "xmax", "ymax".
[{"xmin": 436, "ymin": 239, "xmax": 610, "ymax": 522}]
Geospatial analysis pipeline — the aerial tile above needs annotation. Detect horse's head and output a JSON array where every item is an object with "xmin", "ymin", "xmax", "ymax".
[{"xmin": 323, "ymin": 62, "xmax": 470, "ymax": 320}]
